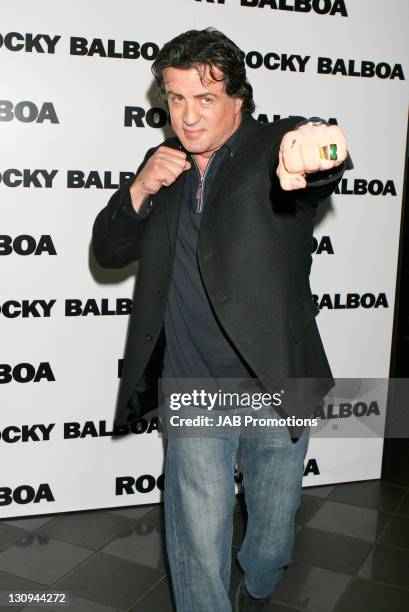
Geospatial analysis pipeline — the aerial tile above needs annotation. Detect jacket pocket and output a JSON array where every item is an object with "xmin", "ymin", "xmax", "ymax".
[{"xmin": 288, "ymin": 297, "xmax": 320, "ymax": 343}]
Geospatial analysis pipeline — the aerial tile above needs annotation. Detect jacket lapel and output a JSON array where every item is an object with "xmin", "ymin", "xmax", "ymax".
[
  {"xmin": 204, "ymin": 116, "xmax": 260, "ymax": 212},
  {"xmin": 162, "ymin": 117, "xmax": 260, "ymax": 249}
]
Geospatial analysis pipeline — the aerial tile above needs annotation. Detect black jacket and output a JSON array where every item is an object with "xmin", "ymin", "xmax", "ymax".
[{"xmin": 92, "ymin": 116, "xmax": 345, "ymax": 431}]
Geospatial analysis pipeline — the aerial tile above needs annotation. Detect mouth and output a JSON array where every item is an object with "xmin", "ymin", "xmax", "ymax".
[{"xmin": 183, "ymin": 128, "xmax": 205, "ymax": 139}]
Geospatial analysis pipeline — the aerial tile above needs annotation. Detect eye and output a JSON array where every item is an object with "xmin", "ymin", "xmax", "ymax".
[
  {"xmin": 168, "ymin": 95, "xmax": 183, "ymax": 105},
  {"xmin": 202, "ymin": 97, "xmax": 213, "ymax": 105}
]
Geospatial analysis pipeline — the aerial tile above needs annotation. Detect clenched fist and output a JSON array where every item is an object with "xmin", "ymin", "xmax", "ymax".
[
  {"xmin": 130, "ymin": 146, "xmax": 191, "ymax": 213},
  {"xmin": 277, "ymin": 123, "xmax": 348, "ymax": 191}
]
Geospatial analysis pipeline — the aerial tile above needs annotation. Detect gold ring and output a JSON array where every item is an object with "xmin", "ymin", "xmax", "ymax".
[{"xmin": 319, "ymin": 144, "xmax": 338, "ymax": 161}]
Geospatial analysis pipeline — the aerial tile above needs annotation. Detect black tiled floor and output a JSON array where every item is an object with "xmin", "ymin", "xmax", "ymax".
[
  {"xmin": 0, "ymin": 571, "xmax": 45, "ymax": 612},
  {"xmin": 377, "ymin": 514, "xmax": 409, "ymax": 549},
  {"xmin": 102, "ymin": 507, "xmax": 166, "ymax": 569},
  {"xmin": 0, "ymin": 523, "xmax": 28, "ymax": 553},
  {"xmin": 0, "ymin": 535, "xmax": 93, "ymax": 584},
  {"xmin": 295, "ymin": 494, "xmax": 325, "ymax": 525},
  {"xmin": 36, "ymin": 511, "xmax": 136, "ymax": 551},
  {"xmin": 0, "ymin": 441, "xmax": 408, "ymax": 611},
  {"xmin": 293, "ymin": 527, "xmax": 372, "ymax": 574},
  {"xmin": 269, "ymin": 562, "xmax": 351, "ymax": 612},
  {"xmin": 305, "ymin": 500, "xmax": 391, "ymax": 541},
  {"xmin": 326, "ymin": 480, "xmax": 407, "ymax": 513},
  {"xmin": 333, "ymin": 577, "xmax": 409, "ymax": 612},
  {"xmin": 54, "ymin": 552, "xmax": 164, "ymax": 609},
  {"xmin": 129, "ymin": 576, "xmax": 174, "ymax": 611},
  {"xmin": 358, "ymin": 544, "xmax": 409, "ymax": 590},
  {"xmin": 2, "ymin": 516, "xmax": 55, "ymax": 531},
  {"xmin": 302, "ymin": 485, "xmax": 335, "ymax": 498},
  {"xmin": 22, "ymin": 592, "xmax": 117, "ymax": 611},
  {"xmin": 396, "ymin": 490, "xmax": 409, "ymax": 516}
]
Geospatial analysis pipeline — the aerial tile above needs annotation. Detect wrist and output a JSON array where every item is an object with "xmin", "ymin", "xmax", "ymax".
[{"xmin": 130, "ymin": 179, "xmax": 151, "ymax": 213}]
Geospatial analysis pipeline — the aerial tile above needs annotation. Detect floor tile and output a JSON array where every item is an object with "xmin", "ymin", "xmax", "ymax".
[
  {"xmin": 36, "ymin": 511, "xmax": 135, "ymax": 551},
  {"xmin": 295, "ymin": 496, "xmax": 325, "ymax": 526},
  {"xmin": 22, "ymin": 592, "xmax": 117, "ymax": 611},
  {"xmin": 102, "ymin": 507, "xmax": 166, "ymax": 569},
  {"xmin": 0, "ymin": 535, "xmax": 93, "ymax": 584},
  {"xmin": 306, "ymin": 500, "xmax": 391, "ymax": 541},
  {"xmin": 54, "ymin": 552, "xmax": 164, "ymax": 609},
  {"xmin": 0, "ymin": 523, "xmax": 28, "ymax": 553},
  {"xmin": 395, "ymin": 490, "xmax": 409, "ymax": 517},
  {"xmin": 294, "ymin": 527, "xmax": 372, "ymax": 575},
  {"xmin": 377, "ymin": 515, "xmax": 409, "ymax": 549},
  {"xmin": 271, "ymin": 562, "xmax": 351, "ymax": 612},
  {"xmin": 302, "ymin": 485, "xmax": 335, "ymax": 499},
  {"xmin": 0, "ymin": 571, "xmax": 45, "ymax": 612},
  {"xmin": 327, "ymin": 480, "xmax": 406, "ymax": 513},
  {"xmin": 2, "ymin": 516, "xmax": 55, "ymax": 531},
  {"xmin": 333, "ymin": 577, "xmax": 409, "ymax": 612},
  {"xmin": 358, "ymin": 544, "xmax": 409, "ymax": 590},
  {"xmin": 129, "ymin": 575, "xmax": 175, "ymax": 611},
  {"xmin": 109, "ymin": 504, "xmax": 156, "ymax": 521}
]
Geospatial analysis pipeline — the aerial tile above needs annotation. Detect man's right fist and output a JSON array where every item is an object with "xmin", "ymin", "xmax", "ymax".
[{"xmin": 130, "ymin": 146, "xmax": 191, "ymax": 213}]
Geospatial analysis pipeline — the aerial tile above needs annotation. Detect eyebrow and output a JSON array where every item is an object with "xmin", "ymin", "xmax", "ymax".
[{"xmin": 164, "ymin": 91, "xmax": 218, "ymax": 99}]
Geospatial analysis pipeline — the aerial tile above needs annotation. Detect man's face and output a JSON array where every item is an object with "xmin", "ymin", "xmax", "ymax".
[{"xmin": 163, "ymin": 65, "xmax": 243, "ymax": 156}]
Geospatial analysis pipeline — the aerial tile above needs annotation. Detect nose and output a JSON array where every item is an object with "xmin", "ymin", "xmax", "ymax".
[{"xmin": 182, "ymin": 100, "xmax": 200, "ymax": 126}]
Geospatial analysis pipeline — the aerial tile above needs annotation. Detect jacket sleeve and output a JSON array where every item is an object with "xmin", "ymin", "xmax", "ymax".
[{"xmin": 92, "ymin": 146, "xmax": 157, "ymax": 269}]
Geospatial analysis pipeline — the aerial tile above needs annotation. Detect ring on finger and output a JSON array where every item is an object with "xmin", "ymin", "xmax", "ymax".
[{"xmin": 319, "ymin": 144, "xmax": 338, "ymax": 161}]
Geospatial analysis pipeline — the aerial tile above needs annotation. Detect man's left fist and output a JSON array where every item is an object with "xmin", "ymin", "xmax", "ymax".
[{"xmin": 277, "ymin": 123, "xmax": 348, "ymax": 191}]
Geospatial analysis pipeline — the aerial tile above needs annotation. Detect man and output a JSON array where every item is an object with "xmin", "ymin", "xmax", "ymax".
[{"xmin": 92, "ymin": 28, "xmax": 350, "ymax": 612}]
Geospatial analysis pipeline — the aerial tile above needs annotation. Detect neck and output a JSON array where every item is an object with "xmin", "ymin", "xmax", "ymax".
[{"xmin": 193, "ymin": 115, "xmax": 242, "ymax": 175}]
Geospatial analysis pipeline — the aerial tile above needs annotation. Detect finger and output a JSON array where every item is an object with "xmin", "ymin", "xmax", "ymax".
[
  {"xmin": 302, "ymin": 137, "xmax": 330, "ymax": 174},
  {"xmin": 157, "ymin": 146, "xmax": 188, "ymax": 160},
  {"xmin": 156, "ymin": 152, "xmax": 188, "ymax": 170},
  {"xmin": 326, "ymin": 125, "xmax": 348, "ymax": 166},
  {"xmin": 277, "ymin": 149, "xmax": 307, "ymax": 191},
  {"xmin": 160, "ymin": 168, "xmax": 179, "ymax": 187},
  {"xmin": 280, "ymin": 131, "xmax": 305, "ymax": 175},
  {"xmin": 160, "ymin": 157, "xmax": 190, "ymax": 175}
]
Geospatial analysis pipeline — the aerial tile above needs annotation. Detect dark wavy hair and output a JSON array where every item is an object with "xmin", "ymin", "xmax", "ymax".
[{"xmin": 151, "ymin": 28, "xmax": 255, "ymax": 116}]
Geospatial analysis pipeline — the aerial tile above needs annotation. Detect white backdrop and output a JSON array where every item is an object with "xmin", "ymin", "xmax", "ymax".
[{"xmin": 1, "ymin": 0, "xmax": 408, "ymax": 517}]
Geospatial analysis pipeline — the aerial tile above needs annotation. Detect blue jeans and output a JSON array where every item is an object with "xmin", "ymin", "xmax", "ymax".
[{"xmin": 164, "ymin": 405, "xmax": 310, "ymax": 612}]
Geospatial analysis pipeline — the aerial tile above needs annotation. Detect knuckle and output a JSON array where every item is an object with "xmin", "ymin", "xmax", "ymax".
[
  {"xmin": 281, "ymin": 131, "xmax": 294, "ymax": 147},
  {"xmin": 306, "ymin": 161, "xmax": 320, "ymax": 173}
]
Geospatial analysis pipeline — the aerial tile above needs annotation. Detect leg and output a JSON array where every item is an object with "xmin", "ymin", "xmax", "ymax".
[
  {"xmin": 237, "ymin": 419, "xmax": 310, "ymax": 598},
  {"xmin": 164, "ymin": 433, "xmax": 238, "ymax": 612}
]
